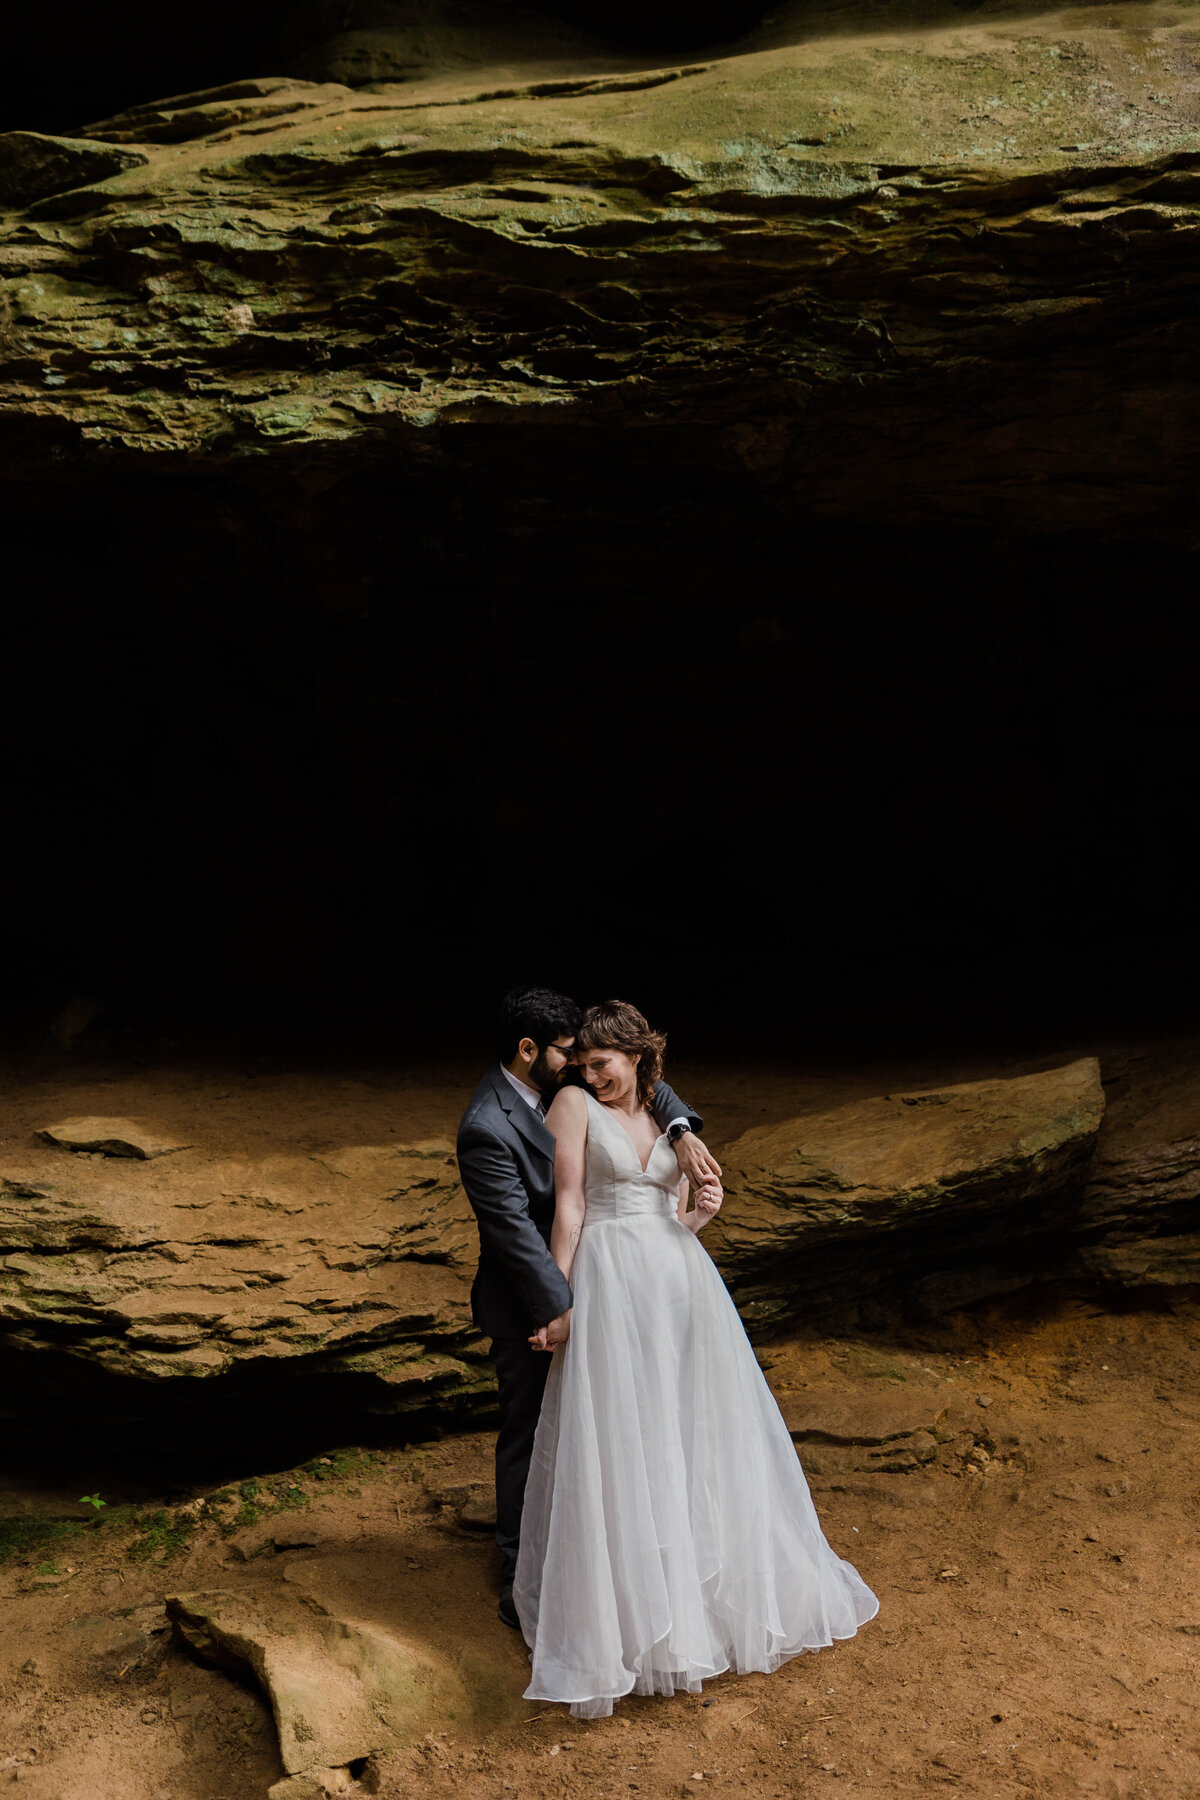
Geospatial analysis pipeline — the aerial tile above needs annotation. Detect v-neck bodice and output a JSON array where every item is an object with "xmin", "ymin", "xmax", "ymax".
[{"xmin": 582, "ymin": 1089, "xmax": 680, "ymax": 1220}]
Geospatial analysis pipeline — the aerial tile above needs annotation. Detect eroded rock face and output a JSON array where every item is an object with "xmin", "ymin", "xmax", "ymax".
[
  {"xmin": 3, "ymin": 1055, "xmax": 1197, "ymax": 1441},
  {"xmin": 0, "ymin": 132, "xmax": 147, "ymax": 206},
  {"xmin": 709, "ymin": 1059, "xmax": 1107, "ymax": 1325},
  {"xmin": 1074, "ymin": 1229, "xmax": 1200, "ymax": 1286},
  {"xmin": 78, "ymin": 79, "xmax": 354, "ymax": 146},
  {"xmin": 0, "ymin": 1135, "xmax": 489, "ymax": 1419},
  {"xmin": 2, "ymin": 1, "xmax": 1200, "ymax": 538}
]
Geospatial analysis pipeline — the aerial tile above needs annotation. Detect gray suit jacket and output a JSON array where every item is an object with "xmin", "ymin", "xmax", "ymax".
[{"xmin": 457, "ymin": 1068, "xmax": 703, "ymax": 1339}]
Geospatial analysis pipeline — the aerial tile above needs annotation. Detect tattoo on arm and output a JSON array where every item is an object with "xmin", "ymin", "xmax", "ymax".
[{"xmin": 568, "ymin": 1226, "xmax": 581, "ymax": 1255}]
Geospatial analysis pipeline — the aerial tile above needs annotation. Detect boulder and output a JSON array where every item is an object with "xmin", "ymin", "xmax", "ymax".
[
  {"xmin": 36, "ymin": 1117, "xmax": 192, "ymax": 1159},
  {"xmin": 166, "ymin": 1543, "xmax": 535, "ymax": 1785},
  {"xmin": 167, "ymin": 1584, "xmax": 469, "ymax": 1775},
  {"xmin": 268, "ymin": 1777, "xmax": 341, "ymax": 1800},
  {"xmin": 0, "ymin": 1137, "xmax": 492, "ymax": 1432},
  {"xmin": 0, "ymin": 131, "xmax": 146, "ymax": 206},
  {"xmin": 707, "ymin": 1059, "xmax": 1105, "ymax": 1324}
]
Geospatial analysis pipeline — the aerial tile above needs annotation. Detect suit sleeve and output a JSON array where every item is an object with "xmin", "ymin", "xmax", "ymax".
[
  {"xmin": 650, "ymin": 1078, "xmax": 703, "ymax": 1136},
  {"xmin": 456, "ymin": 1123, "xmax": 574, "ymax": 1329}
]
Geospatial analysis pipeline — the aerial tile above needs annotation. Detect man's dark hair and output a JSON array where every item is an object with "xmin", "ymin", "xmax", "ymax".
[{"xmin": 498, "ymin": 986, "xmax": 581, "ymax": 1064}]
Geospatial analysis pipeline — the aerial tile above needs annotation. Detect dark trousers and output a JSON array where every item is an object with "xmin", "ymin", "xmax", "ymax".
[{"xmin": 490, "ymin": 1334, "xmax": 551, "ymax": 1592}]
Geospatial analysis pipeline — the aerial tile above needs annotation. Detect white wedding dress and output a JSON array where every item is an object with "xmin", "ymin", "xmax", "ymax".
[{"xmin": 513, "ymin": 1090, "xmax": 878, "ymax": 1718}]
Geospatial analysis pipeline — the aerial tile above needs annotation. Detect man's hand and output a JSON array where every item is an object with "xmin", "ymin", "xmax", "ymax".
[
  {"xmin": 528, "ymin": 1308, "xmax": 572, "ymax": 1352},
  {"xmin": 673, "ymin": 1132, "xmax": 722, "ymax": 1188}
]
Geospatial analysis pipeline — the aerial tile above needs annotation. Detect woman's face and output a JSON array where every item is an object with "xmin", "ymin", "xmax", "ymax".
[{"xmin": 579, "ymin": 1047, "xmax": 639, "ymax": 1104}]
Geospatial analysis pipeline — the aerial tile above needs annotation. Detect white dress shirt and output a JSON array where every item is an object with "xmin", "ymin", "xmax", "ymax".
[{"xmin": 502, "ymin": 1065, "xmax": 545, "ymax": 1114}]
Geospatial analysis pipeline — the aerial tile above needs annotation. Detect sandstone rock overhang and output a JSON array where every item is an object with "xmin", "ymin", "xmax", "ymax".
[
  {"xmin": 3, "ymin": 0, "xmax": 1200, "ymax": 541},
  {"xmin": 0, "ymin": 1138, "xmax": 493, "ymax": 1437},
  {"xmin": 3, "ymin": 1049, "xmax": 1198, "ymax": 1446},
  {"xmin": 709, "ymin": 1057, "xmax": 1109, "ymax": 1324}
]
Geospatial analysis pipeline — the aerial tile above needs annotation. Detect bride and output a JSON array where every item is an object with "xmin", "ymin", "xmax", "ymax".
[{"xmin": 513, "ymin": 999, "xmax": 878, "ymax": 1718}]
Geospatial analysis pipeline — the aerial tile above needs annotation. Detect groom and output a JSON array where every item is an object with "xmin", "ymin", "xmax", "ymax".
[{"xmin": 457, "ymin": 984, "xmax": 721, "ymax": 1628}]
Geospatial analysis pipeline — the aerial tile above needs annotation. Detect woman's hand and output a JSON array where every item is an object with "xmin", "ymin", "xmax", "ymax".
[{"xmin": 690, "ymin": 1177, "xmax": 723, "ymax": 1231}]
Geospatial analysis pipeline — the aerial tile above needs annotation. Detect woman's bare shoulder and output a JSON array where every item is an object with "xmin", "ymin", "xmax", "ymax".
[{"xmin": 546, "ymin": 1084, "xmax": 588, "ymax": 1127}]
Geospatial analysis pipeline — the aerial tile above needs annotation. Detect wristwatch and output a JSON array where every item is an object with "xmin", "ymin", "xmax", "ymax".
[{"xmin": 666, "ymin": 1121, "xmax": 693, "ymax": 1145}]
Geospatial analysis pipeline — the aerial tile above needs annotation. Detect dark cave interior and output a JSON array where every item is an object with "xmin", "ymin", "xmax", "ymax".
[
  {"xmin": 5, "ymin": 442, "xmax": 1198, "ymax": 1059},
  {"xmin": 3, "ymin": 0, "xmax": 1199, "ymax": 1059},
  {"xmin": 4, "ymin": 0, "xmax": 779, "ymax": 135}
]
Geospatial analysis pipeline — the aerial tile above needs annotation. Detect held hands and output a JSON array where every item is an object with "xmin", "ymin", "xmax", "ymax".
[
  {"xmin": 674, "ymin": 1133, "xmax": 723, "ymax": 1190},
  {"xmin": 694, "ymin": 1177, "xmax": 723, "ymax": 1217},
  {"xmin": 529, "ymin": 1308, "xmax": 572, "ymax": 1353},
  {"xmin": 690, "ymin": 1176, "xmax": 723, "ymax": 1230}
]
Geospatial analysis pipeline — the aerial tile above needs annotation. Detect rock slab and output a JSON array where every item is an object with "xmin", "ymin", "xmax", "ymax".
[
  {"xmin": 5, "ymin": 1054, "xmax": 1198, "ymax": 1434},
  {"xmin": 37, "ymin": 1116, "xmax": 192, "ymax": 1159},
  {"xmin": 708, "ymin": 1058, "xmax": 1105, "ymax": 1323},
  {"xmin": 0, "ymin": 131, "xmax": 147, "ymax": 206},
  {"xmin": 0, "ymin": 1136, "xmax": 490, "ymax": 1423},
  {"xmin": 167, "ymin": 1584, "xmax": 469, "ymax": 1775}
]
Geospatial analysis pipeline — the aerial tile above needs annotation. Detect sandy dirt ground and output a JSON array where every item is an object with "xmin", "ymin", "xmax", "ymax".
[{"xmin": 2, "ymin": 1050, "xmax": 1199, "ymax": 1800}]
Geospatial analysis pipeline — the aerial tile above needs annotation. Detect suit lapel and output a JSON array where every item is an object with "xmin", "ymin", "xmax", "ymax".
[{"xmin": 490, "ymin": 1067, "xmax": 555, "ymax": 1161}]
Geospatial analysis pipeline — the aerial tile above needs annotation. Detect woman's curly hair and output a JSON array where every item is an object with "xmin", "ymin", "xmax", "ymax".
[{"xmin": 576, "ymin": 999, "xmax": 667, "ymax": 1110}]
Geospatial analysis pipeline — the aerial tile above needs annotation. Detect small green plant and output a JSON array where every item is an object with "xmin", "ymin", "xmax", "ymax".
[
  {"xmin": 80, "ymin": 1493, "xmax": 107, "ymax": 1511},
  {"xmin": 268, "ymin": 1481, "xmax": 310, "ymax": 1511},
  {"xmin": 233, "ymin": 1479, "xmax": 264, "ymax": 1529},
  {"xmin": 128, "ymin": 1509, "xmax": 194, "ymax": 1563}
]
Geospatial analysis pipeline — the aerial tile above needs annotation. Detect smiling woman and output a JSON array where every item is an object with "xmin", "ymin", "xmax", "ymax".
[{"xmin": 575, "ymin": 999, "xmax": 668, "ymax": 1110}]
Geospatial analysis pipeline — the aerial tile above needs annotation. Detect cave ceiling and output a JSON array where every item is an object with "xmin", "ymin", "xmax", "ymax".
[{"xmin": 1, "ymin": 0, "xmax": 1199, "ymax": 542}]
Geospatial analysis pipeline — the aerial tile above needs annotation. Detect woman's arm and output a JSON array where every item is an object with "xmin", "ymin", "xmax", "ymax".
[
  {"xmin": 546, "ymin": 1085, "xmax": 589, "ymax": 1280},
  {"xmin": 528, "ymin": 1087, "xmax": 590, "ymax": 1351}
]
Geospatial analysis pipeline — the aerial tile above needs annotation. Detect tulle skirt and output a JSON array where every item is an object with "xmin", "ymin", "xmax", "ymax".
[{"xmin": 513, "ymin": 1212, "xmax": 879, "ymax": 1718}]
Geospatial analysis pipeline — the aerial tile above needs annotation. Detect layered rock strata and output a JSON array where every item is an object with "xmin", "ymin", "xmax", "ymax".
[
  {"xmin": 0, "ymin": 1135, "xmax": 492, "ymax": 1428},
  {"xmin": 3, "ymin": 0, "xmax": 1200, "ymax": 537},
  {"xmin": 709, "ymin": 1057, "xmax": 1109, "ymax": 1327},
  {"xmin": 4, "ymin": 1054, "xmax": 1200, "ymax": 1445}
]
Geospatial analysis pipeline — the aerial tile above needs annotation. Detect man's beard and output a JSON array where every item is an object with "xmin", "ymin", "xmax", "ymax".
[{"xmin": 530, "ymin": 1049, "xmax": 563, "ymax": 1093}]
